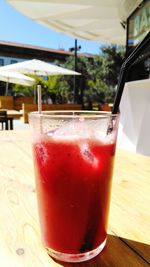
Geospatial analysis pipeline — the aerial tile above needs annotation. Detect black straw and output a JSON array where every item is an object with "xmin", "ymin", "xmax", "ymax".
[{"xmin": 112, "ymin": 31, "xmax": 150, "ymax": 114}]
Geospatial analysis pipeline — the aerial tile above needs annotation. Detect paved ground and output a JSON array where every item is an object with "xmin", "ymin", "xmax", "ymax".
[{"xmin": 13, "ymin": 119, "xmax": 29, "ymax": 131}]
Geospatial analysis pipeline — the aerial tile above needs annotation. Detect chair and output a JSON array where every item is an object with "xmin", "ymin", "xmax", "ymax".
[
  {"xmin": 99, "ymin": 103, "xmax": 111, "ymax": 112},
  {"xmin": 0, "ymin": 111, "xmax": 8, "ymax": 130}
]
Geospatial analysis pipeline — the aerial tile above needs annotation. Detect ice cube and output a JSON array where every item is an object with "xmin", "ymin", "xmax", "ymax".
[
  {"xmin": 80, "ymin": 143, "xmax": 98, "ymax": 166},
  {"xmin": 50, "ymin": 120, "xmax": 89, "ymax": 141}
]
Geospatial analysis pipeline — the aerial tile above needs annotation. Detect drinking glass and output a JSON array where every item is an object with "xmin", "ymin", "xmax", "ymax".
[{"xmin": 29, "ymin": 111, "xmax": 119, "ymax": 263}]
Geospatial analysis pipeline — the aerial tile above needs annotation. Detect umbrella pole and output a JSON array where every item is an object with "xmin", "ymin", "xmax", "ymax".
[
  {"xmin": 37, "ymin": 84, "xmax": 42, "ymax": 113},
  {"xmin": 5, "ymin": 82, "xmax": 9, "ymax": 96},
  {"xmin": 34, "ymin": 85, "xmax": 36, "ymax": 103}
]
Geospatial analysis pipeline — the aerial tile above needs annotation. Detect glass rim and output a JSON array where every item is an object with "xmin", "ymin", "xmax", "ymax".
[{"xmin": 29, "ymin": 110, "xmax": 119, "ymax": 119}]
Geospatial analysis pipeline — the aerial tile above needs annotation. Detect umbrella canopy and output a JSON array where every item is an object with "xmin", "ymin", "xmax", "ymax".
[
  {"xmin": 0, "ymin": 59, "xmax": 81, "ymax": 76},
  {"xmin": 0, "ymin": 70, "xmax": 35, "ymax": 85},
  {"xmin": 6, "ymin": 0, "xmax": 142, "ymax": 44},
  {"xmin": 0, "ymin": 69, "xmax": 35, "ymax": 95}
]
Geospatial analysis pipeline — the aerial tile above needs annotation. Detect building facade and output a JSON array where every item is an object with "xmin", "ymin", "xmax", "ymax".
[{"xmin": 0, "ymin": 40, "xmax": 89, "ymax": 67}]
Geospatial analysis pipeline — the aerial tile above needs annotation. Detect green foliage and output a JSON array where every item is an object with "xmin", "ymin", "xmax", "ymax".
[
  {"xmin": 83, "ymin": 45, "xmax": 125, "ymax": 103},
  {"xmin": 12, "ymin": 84, "xmax": 34, "ymax": 96},
  {"xmin": 87, "ymin": 79, "xmax": 108, "ymax": 93},
  {"xmin": 45, "ymin": 75, "xmax": 61, "ymax": 93},
  {"xmin": 100, "ymin": 45, "xmax": 125, "ymax": 86}
]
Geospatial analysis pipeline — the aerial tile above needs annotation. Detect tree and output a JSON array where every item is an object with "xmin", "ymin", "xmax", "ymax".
[
  {"xmin": 87, "ymin": 79, "xmax": 109, "ymax": 102},
  {"xmin": 62, "ymin": 56, "xmax": 92, "ymax": 104},
  {"xmin": 84, "ymin": 45, "xmax": 125, "ymax": 103},
  {"xmin": 43, "ymin": 75, "xmax": 62, "ymax": 103},
  {"xmin": 100, "ymin": 45, "xmax": 125, "ymax": 87},
  {"xmin": 12, "ymin": 84, "xmax": 34, "ymax": 96}
]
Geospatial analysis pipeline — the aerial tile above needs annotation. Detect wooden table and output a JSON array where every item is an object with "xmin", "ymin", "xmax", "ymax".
[
  {"xmin": 0, "ymin": 110, "xmax": 22, "ymax": 130},
  {"xmin": 3, "ymin": 110, "xmax": 22, "ymax": 130},
  {"xmin": 7, "ymin": 110, "xmax": 22, "ymax": 119},
  {"xmin": 7, "ymin": 110, "xmax": 22, "ymax": 130},
  {"xmin": 0, "ymin": 130, "xmax": 149, "ymax": 267}
]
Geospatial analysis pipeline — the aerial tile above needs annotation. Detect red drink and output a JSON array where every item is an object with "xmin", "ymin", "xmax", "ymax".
[
  {"xmin": 29, "ymin": 111, "xmax": 119, "ymax": 262},
  {"xmin": 33, "ymin": 135, "xmax": 115, "ymax": 255}
]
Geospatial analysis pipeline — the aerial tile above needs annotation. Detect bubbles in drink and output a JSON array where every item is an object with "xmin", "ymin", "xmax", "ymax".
[{"xmin": 34, "ymin": 142, "xmax": 48, "ymax": 164}]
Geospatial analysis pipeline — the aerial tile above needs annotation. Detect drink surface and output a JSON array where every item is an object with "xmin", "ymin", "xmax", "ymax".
[{"xmin": 33, "ymin": 133, "xmax": 115, "ymax": 254}]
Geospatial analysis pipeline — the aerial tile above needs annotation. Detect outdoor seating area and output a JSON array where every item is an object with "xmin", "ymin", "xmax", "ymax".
[
  {"xmin": 0, "ymin": 96, "xmax": 112, "ymax": 124},
  {"xmin": 0, "ymin": 96, "xmax": 83, "ymax": 124},
  {"xmin": 22, "ymin": 103, "xmax": 82, "ymax": 123},
  {"xmin": 0, "ymin": 96, "xmax": 34, "ymax": 111},
  {"xmin": 0, "ymin": 109, "xmax": 16, "ymax": 130},
  {"xmin": 0, "ymin": 96, "xmax": 24, "ymax": 130}
]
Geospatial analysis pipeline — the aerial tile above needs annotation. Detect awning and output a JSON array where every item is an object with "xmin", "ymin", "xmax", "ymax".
[{"xmin": 6, "ymin": 0, "xmax": 143, "ymax": 45}]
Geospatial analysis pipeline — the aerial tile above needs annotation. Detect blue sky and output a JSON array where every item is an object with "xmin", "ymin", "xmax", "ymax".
[{"xmin": 0, "ymin": 0, "xmax": 104, "ymax": 55}]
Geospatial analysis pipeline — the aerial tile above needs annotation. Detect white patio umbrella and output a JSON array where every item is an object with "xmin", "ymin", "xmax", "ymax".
[
  {"xmin": 0, "ymin": 70, "xmax": 35, "ymax": 95},
  {"xmin": 0, "ymin": 59, "xmax": 80, "ymax": 112},
  {"xmin": 5, "ymin": 0, "xmax": 142, "ymax": 44},
  {"xmin": 1, "ymin": 59, "xmax": 80, "ymax": 76}
]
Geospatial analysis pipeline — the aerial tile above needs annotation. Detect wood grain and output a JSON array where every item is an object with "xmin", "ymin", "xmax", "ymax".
[
  {"xmin": 109, "ymin": 149, "xmax": 150, "ymax": 263},
  {"xmin": 0, "ymin": 130, "xmax": 149, "ymax": 267}
]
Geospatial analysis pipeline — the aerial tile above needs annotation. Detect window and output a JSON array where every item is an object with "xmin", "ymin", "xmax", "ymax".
[
  {"xmin": 10, "ymin": 60, "xmax": 18, "ymax": 64},
  {"xmin": 0, "ymin": 58, "xmax": 4, "ymax": 66}
]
